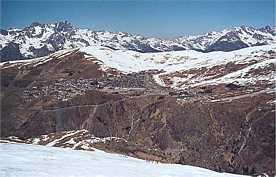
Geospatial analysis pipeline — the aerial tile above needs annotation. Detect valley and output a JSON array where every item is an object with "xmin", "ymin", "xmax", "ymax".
[{"xmin": 1, "ymin": 43, "xmax": 275, "ymax": 176}]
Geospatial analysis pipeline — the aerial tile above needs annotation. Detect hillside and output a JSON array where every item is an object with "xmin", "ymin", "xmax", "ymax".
[{"xmin": 1, "ymin": 44, "xmax": 275, "ymax": 176}]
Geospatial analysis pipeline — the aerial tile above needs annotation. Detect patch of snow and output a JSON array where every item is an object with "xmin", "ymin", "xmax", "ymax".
[
  {"xmin": 88, "ymin": 136, "xmax": 127, "ymax": 144},
  {"xmin": 32, "ymin": 138, "xmax": 40, "ymax": 145},
  {"xmin": 33, "ymin": 26, "xmax": 42, "ymax": 36},
  {"xmin": 66, "ymin": 138, "xmax": 76, "ymax": 145},
  {"xmin": 153, "ymin": 73, "xmax": 166, "ymax": 87},
  {"xmin": 46, "ymin": 131, "xmax": 81, "ymax": 147}
]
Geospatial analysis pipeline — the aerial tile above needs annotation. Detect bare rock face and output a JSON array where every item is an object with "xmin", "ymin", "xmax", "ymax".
[
  {"xmin": 206, "ymin": 31, "xmax": 249, "ymax": 52},
  {"xmin": 1, "ymin": 50, "xmax": 275, "ymax": 176},
  {"xmin": 0, "ymin": 42, "xmax": 23, "ymax": 62}
]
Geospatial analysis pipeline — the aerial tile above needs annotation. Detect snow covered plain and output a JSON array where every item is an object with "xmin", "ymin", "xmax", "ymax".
[
  {"xmin": 80, "ymin": 44, "xmax": 276, "ymax": 74},
  {"xmin": 0, "ymin": 142, "xmax": 248, "ymax": 177},
  {"xmin": 80, "ymin": 44, "xmax": 276, "ymax": 73},
  {"xmin": 80, "ymin": 44, "xmax": 276, "ymax": 88}
]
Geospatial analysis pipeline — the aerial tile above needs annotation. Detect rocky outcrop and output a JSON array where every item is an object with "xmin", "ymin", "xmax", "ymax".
[
  {"xmin": 0, "ymin": 42, "xmax": 24, "ymax": 62},
  {"xmin": 206, "ymin": 32, "xmax": 249, "ymax": 52}
]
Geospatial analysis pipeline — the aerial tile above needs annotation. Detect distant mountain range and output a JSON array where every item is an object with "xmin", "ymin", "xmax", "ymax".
[{"xmin": 0, "ymin": 21, "xmax": 275, "ymax": 61}]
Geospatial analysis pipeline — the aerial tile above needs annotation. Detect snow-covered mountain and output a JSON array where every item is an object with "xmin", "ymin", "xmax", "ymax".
[
  {"xmin": 176, "ymin": 26, "xmax": 276, "ymax": 52},
  {"xmin": 0, "ymin": 21, "xmax": 275, "ymax": 61}
]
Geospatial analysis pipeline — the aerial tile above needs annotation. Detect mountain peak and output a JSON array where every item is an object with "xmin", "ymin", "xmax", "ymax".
[
  {"xmin": 30, "ymin": 22, "xmax": 43, "ymax": 27},
  {"xmin": 55, "ymin": 20, "xmax": 73, "ymax": 28}
]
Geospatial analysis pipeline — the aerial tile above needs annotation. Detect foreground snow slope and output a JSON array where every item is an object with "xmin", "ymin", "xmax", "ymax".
[{"xmin": 0, "ymin": 143, "xmax": 247, "ymax": 177}]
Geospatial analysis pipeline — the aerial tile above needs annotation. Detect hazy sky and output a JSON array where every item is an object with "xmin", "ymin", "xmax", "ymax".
[{"xmin": 1, "ymin": 0, "xmax": 275, "ymax": 37}]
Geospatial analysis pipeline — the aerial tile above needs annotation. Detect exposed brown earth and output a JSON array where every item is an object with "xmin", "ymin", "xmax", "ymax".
[{"xmin": 1, "ymin": 50, "xmax": 275, "ymax": 176}]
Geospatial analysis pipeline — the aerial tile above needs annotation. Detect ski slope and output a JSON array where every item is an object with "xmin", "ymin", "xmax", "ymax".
[{"xmin": 0, "ymin": 142, "xmax": 248, "ymax": 177}]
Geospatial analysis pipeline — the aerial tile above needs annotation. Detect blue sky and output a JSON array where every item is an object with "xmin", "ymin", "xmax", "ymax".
[{"xmin": 1, "ymin": 0, "xmax": 275, "ymax": 37}]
